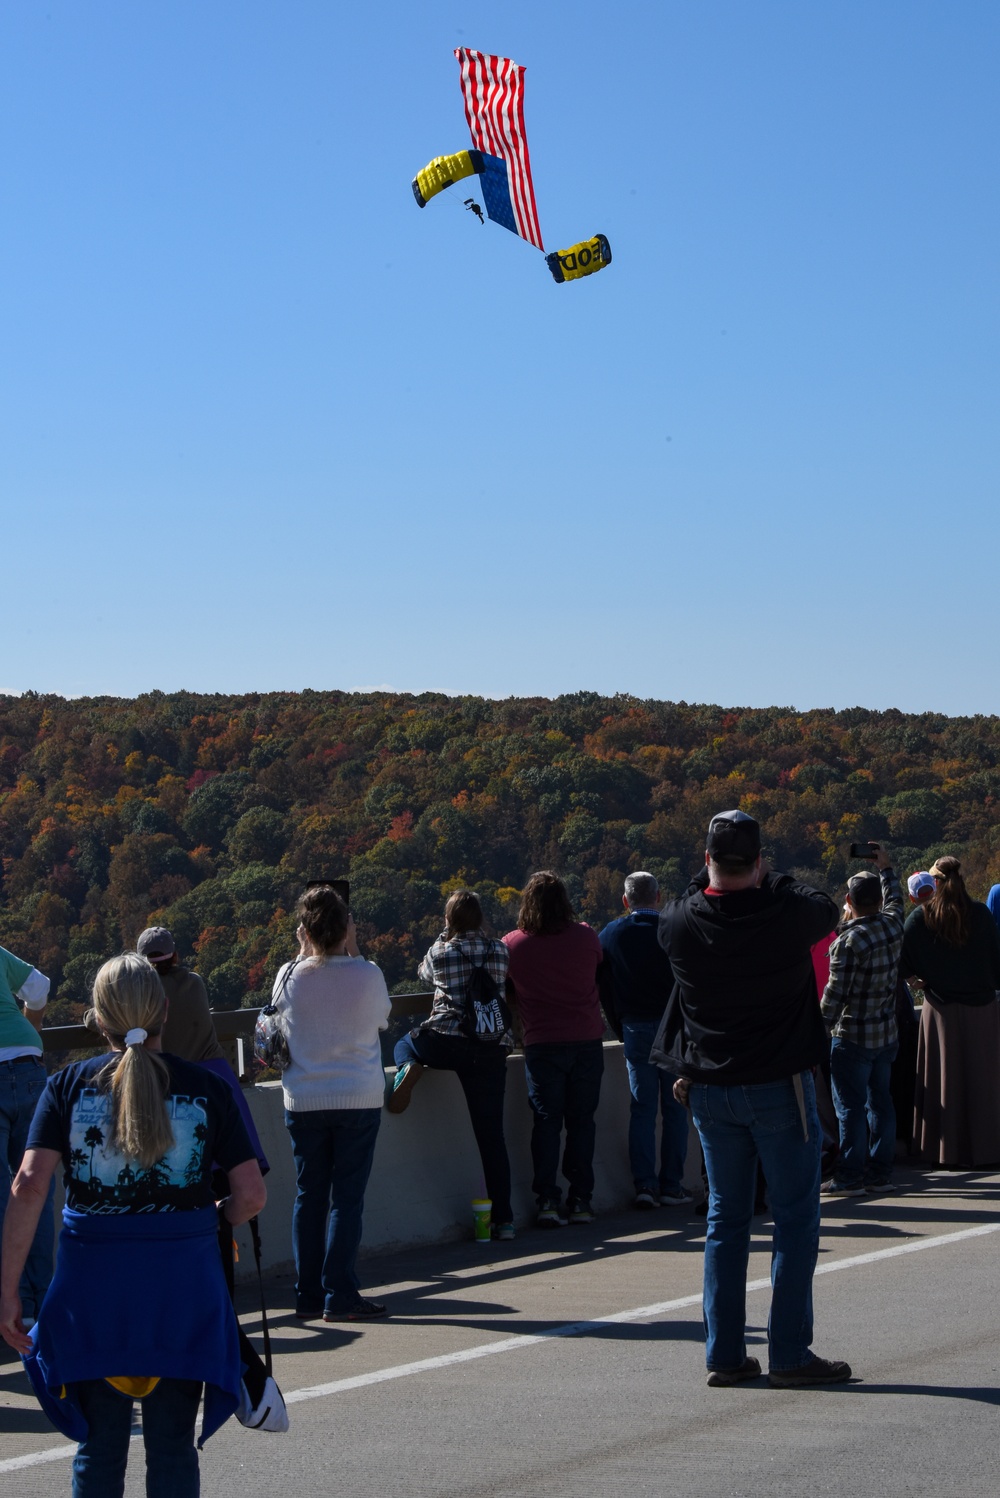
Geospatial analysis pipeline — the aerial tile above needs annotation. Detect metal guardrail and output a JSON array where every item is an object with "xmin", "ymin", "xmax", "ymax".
[{"xmin": 39, "ymin": 991, "xmax": 435, "ymax": 1054}]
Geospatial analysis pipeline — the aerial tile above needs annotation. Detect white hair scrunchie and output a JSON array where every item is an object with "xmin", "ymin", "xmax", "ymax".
[{"xmin": 124, "ymin": 1028, "xmax": 148, "ymax": 1048}]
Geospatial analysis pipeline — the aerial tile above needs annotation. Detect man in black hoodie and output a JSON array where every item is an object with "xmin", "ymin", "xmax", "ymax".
[{"xmin": 654, "ymin": 810, "xmax": 850, "ymax": 1389}]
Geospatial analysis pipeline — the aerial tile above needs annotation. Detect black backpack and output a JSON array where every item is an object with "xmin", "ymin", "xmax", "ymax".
[{"xmin": 462, "ymin": 946, "xmax": 513, "ymax": 1045}]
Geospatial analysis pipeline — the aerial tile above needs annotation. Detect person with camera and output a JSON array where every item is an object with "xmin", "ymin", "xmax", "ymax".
[
  {"xmin": 654, "ymin": 810, "xmax": 849, "ymax": 1388},
  {"xmin": 274, "ymin": 884, "xmax": 391, "ymax": 1322},
  {"xmin": 820, "ymin": 844, "xmax": 904, "ymax": 1197}
]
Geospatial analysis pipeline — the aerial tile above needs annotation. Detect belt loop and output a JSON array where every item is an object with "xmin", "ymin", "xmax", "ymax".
[{"xmin": 792, "ymin": 1072, "xmax": 809, "ymax": 1142}]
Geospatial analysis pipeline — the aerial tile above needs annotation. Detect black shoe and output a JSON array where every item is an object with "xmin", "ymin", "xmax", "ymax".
[
  {"xmin": 706, "ymin": 1356, "xmax": 761, "ymax": 1387},
  {"xmin": 537, "ymin": 1199, "xmax": 566, "ymax": 1229},
  {"xmin": 323, "ymin": 1297, "xmax": 388, "ymax": 1322},
  {"xmin": 294, "ymin": 1305, "xmax": 324, "ymax": 1320},
  {"xmin": 768, "ymin": 1355, "xmax": 851, "ymax": 1387}
]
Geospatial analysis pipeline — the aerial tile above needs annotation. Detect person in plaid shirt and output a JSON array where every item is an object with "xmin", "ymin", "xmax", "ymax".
[
  {"xmin": 387, "ymin": 890, "xmax": 515, "ymax": 1238},
  {"xmin": 820, "ymin": 845, "xmax": 904, "ymax": 1197}
]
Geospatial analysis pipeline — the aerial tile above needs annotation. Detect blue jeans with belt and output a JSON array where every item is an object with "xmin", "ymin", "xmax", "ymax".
[
  {"xmin": 690, "ymin": 1073, "xmax": 821, "ymax": 1373},
  {"xmin": 622, "ymin": 1021, "xmax": 689, "ymax": 1195},
  {"xmin": 0, "ymin": 1055, "xmax": 55, "ymax": 1318}
]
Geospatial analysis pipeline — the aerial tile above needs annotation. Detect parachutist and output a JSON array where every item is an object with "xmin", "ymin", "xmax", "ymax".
[{"xmin": 463, "ymin": 198, "xmax": 485, "ymax": 224}]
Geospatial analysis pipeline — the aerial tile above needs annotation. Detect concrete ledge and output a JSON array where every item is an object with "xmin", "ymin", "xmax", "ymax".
[{"xmin": 233, "ymin": 1041, "xmax": 703, "ymax": 1283}]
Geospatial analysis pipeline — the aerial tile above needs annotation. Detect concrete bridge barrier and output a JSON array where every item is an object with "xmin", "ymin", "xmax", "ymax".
[{"xmin": 233, "ymin": 1041, "xmax": 704, "ymax": 1283}]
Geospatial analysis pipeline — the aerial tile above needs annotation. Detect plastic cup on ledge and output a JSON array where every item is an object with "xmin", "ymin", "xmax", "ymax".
[{"xmin": 472, "ymin": 1198, "xmax": 492, "ymax": 1244}]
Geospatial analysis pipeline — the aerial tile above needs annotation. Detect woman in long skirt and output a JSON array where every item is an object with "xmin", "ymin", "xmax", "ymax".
[{"xmin": 901, "ymin": 857, "xmax": 1000, "ymax": 1167}]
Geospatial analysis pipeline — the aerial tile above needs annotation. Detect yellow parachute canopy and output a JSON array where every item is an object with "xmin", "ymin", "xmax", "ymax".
[
  {"xmin": 411, "ymin": 150, "xmax": 485, "ymax": 208},
  {"xmin": 545, "ymin": 234, "xmax": 612, "ymax": 284}
]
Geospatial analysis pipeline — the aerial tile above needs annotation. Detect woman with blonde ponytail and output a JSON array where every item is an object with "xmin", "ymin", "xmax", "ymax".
[
  {"xmin": 0, "ymin": 953, "xmax": 266, "ymax": 1497},
  {"xmin": 91, "ymin": 953, "xmax": 176, "ymax": 1169},
  {"xmin": 901, "ymin": 857, "xmax": 1000, "ymax": 1167}
]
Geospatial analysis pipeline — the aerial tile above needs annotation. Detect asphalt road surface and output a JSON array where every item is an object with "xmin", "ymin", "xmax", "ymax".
[{"xmin": 3, "ymin": 1164, "xmax": 999, "ymax": 1497}]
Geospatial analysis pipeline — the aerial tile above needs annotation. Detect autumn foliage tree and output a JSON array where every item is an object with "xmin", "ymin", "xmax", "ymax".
[{"xmin": 3, "ymin": 689, "xmax": 1000, "ymax": 1023}]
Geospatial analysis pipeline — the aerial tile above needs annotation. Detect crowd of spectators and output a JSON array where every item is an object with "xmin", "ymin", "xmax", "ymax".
[{"xmin": 3, "ymin": 808, "xmax": 1000, "ymax": 1471}]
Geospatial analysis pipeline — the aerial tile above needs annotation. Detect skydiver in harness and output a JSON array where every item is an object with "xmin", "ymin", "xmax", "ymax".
[{"xmin": 464, "ymin": 198, "xmax": 485, "ymax": 224}]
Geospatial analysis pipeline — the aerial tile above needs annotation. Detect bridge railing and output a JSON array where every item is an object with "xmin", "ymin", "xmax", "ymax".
[{"xmin": 38, "ymin": 991, "xmax": 436, "ymax": 1073}]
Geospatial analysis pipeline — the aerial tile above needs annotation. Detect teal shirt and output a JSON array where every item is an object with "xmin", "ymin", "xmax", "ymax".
[{"xmin": 0, "ymin": 946, "xmax": 43, "ymax": 1052}]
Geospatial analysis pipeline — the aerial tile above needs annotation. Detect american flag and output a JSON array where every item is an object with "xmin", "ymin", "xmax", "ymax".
[{"xmin": 455, "ymin": 48, "xmax": 544, "ymax": 251}]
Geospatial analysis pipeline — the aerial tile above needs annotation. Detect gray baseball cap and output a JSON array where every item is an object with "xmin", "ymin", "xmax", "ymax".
[{"xmin": 137, "ymin": 926, "xmax": 175, "ymax": 960}]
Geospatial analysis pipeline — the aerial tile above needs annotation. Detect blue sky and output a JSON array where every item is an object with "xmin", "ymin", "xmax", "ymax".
[{"xmin": 1, "ymin": 3, "xmax": 997, "ymax": 713}]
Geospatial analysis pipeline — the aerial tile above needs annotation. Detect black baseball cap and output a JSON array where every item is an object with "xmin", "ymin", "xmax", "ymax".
[
  {"xmin": 847, "ymin": 871, "xmax": 882, "ymax": 909},
  {"xmin": 706, "ymin": 809, "xmax": 761, "ymax": 866}
]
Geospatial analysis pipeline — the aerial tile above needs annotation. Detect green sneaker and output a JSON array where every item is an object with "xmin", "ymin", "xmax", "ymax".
[{"xmin": 386, "ymin": 1061, "xmax": 424, "ymax": 1114}]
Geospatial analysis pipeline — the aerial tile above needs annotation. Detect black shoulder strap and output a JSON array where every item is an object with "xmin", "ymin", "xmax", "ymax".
[{"xmin": 248, "ymin": 1215, "xmax": 272, "ymax": 1377}]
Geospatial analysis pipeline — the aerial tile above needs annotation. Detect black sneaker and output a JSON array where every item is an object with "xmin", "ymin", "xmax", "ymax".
[
  {"xmin": 323, "ymin": 1298, "xmax": 389, "ymax": 1322},
  {"xmin": 821, "ymin": 1179, "xmax": 865, "ymax": 1199},
  {"xmin": 659, "ymin": 1187, "xmax": 694, "ymax": 1207},
  {"xmin": 864, "ymin": 1177, "xmax": 897, "ymax": 1195},
  {"xmin": 567, "ymin": 1199, "xmax": 595, "ymax": 1225},
  {"xmin": 768, "ymin": 1355, "xmax": 851, "ymax": 1388},
  {"xmin": 536, "ymin": 1199, "xmax": 566, "ymax": 1229},
  {"xmin": 706, "ymin": 1356, "xmax": 761, "ymax": 1387}
]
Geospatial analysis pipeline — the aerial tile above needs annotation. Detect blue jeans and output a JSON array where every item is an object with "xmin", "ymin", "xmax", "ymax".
[
  {"xmin": 523, "ymin": 1040, "xmax": 604, "ymax": 1207},
  {"xmin": 394, "ymin": 1029, "xmax": 512, "ymax": 1221},
  {"xmin": 284, "ymin": 1107, "xmax": 381, "ymax": 1313},
  {"xmin": 691, "ymin": 1073, "xmax": 821, "ymax": 1373},
  {"xmin": 829, "ymin": 1037, "xmax": 899, "ymax": 1186},
  {"xmin": 622, "ymin": 1021, "xmax": 689, "ymax": 1194},
  {"xmin": 71, "ymin": 1376, "xmax": 202, "ymax": 1498},
  {"xmin": 0, "ymin": 1056, "xmax": 55, "ymax": 1318}
]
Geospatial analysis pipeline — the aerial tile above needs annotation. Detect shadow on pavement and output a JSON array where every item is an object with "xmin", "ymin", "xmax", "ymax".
[
  {"xmin": 0, "ymin": 1402, "xmax": 60, "ymax": 1436},
  {"xmin": 374, "ymin": 1314, "xmax": 707, "ymax": 1342},
  {"xmin": 820, "ymin": 1381, "xmax": 1000, "ymax": 1408}
]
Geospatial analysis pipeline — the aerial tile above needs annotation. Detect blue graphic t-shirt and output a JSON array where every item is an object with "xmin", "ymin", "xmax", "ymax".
[{"xmin": 28, "ymin": 1053, "xmax": 254, "ymax": 1214}]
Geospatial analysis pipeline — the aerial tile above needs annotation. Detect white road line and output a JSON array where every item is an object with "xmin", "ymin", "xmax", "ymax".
[
  {"xmin": 3, "ymin": 1219, "xmax": 997, "ymax": 1473},
  {"xmin": 0, "ymin": 1444, "xmax": 82, "ymax": 1475},
  {"xmin": 289, "ymin": 1221, "xmax": 1000, "ymax": 1402}
]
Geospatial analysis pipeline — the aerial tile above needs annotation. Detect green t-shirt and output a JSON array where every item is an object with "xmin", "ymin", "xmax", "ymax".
[{"xmin": 0, "ymin": 946, "xmax": 43, "ymax": 1053}]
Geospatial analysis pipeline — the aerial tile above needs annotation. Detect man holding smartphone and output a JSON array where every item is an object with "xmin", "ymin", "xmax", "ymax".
[
  {"xmin": 654, "ymin": 810, "xmax": 848, "ymax": 1388},
  {"xmin": 820, "ymin": 845, "xmax": 904, "ymax": 1197}
]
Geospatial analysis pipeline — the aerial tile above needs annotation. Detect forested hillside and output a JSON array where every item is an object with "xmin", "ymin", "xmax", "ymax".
[{"xmin": 2, "ymin": 690, "xmax": 999, "ymax": 1023}]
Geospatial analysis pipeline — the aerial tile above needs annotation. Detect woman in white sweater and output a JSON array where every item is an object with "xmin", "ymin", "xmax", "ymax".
[{"xmin": 274, "ymin": 885, "xmax": 391, "ymax": 1322}]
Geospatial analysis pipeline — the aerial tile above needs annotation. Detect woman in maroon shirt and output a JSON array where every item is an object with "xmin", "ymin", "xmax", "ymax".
[{"xmin": 503, "ymin": 872, "xmax": 605, "ymax": 1228}]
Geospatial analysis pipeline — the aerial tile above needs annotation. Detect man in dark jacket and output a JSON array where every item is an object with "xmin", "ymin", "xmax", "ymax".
[
  {"xmin": 136, "ymin": 926, "xmax": 225, "ymax": 1064},
  {"xmin": 654, "ymin": 810, "xmax": 850, "ymax": 1389},
  {"xmin": 599, "ymin": 873, "xmax": 692, "ymax": 1208}
]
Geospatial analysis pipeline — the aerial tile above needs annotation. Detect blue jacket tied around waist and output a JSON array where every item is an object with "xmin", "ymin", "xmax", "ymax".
[{"xmin": 25, "ymin": 1204, "xmax": 241, "ymax": 1446}]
